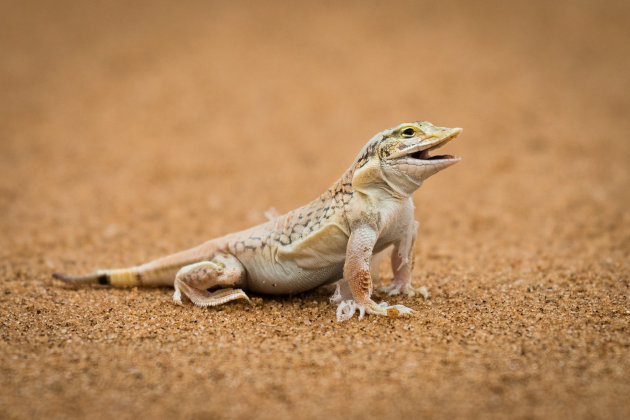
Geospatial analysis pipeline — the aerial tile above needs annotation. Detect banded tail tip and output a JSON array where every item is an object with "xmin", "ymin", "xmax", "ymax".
[{"xmin": 52, "ymin": 272, "xmax": 110, "ymax": 285}]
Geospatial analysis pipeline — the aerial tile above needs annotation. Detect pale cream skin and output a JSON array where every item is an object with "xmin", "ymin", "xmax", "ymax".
[{"xmin": 54, "ymin": 121, "xmax": 462, "ymax": 321}]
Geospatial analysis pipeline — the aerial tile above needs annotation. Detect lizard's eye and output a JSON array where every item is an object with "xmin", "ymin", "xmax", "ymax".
[{"xmin": 401, "ymin": 127, "xmax": 416, "ymax": 138}]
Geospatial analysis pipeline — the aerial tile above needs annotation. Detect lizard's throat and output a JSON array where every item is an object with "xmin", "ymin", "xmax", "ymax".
[{"xmin": 380, "ymin": 167, "xmax": 423, "ymax": 197}]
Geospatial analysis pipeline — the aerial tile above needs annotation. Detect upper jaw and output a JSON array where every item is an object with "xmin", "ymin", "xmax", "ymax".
[{"xmin": 388, "ymin": 127, "xmax": 462, "ymax": 161}]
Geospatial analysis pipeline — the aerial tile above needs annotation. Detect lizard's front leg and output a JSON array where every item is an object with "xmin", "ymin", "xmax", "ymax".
[
  {"xmin": 378, "ymin": 220, "xmax": 422, "ymax": 296},
  {"xmin": 338, "ymin": 223, "xmax": 414, "ymax": 321}
]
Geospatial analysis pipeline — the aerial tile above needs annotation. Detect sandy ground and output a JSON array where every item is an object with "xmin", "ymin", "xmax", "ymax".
[{"xmin": 1, "ymin": 1, "xmax": 629, "ymax": 419}]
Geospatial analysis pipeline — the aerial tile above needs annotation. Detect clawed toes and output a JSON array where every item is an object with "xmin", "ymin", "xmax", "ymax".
[
  {"xmin": 172, "ymin": 290, "xmax": 184, "ymax": 306},
  {"xmin": 376, "ymin": 286, "xmax": 401, "ymax": 296},
  {"xmin": 379, "ymin": 302, "xmax": 415, "ymax": 317},
  {"xmin": 377, "ymin": 284, "xmax": 429, "ymax": 298},
  {"xmin": 393, "ymin": 304, "xmax": 415, "ymax": 315},
  {"xmin": 336, "ymin": 300, "xmax": 359, "ymax": 322},
  {"xmin": 336, "ymin": 300, "xmax": 415, "ymax": 321}
]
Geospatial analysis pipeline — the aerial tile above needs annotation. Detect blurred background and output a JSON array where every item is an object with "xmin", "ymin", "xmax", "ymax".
[
  {"xmin": 1, "ymin": 0, "xmax": 628, "ymax": 244},
  {"xmin": 1, "ymin": 1, "xmax": 629, "ymax": 419}
]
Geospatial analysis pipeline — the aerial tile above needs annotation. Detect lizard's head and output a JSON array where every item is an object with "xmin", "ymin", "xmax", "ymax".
[{"xmin": 352, "ymin": 121, "xmax": 462, "ymax": 196}]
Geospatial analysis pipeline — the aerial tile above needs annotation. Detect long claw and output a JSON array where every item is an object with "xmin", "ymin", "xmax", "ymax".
[{"xmin": 336, "ymin": 300, "xmax": 415, "ymax": 321}]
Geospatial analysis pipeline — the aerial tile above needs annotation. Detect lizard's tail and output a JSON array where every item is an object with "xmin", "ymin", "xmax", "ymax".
[
  {"xmin": 53, "ymin": 241, "xmax": 220, "ymax": 288},
  {"xmin": 52, "ymin": 269, "xmax": 150, "ymax": 287}
]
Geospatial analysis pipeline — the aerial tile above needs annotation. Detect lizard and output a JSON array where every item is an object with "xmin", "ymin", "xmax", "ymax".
[{"xmin": 53, "ymin": 121, "xmax": 462, "ymax": 321}]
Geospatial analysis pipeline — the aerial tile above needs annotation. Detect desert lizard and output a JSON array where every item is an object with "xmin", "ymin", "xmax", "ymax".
[{"xmin": 54, "ymin": 121, "xmax": 462, "ymax": 321}]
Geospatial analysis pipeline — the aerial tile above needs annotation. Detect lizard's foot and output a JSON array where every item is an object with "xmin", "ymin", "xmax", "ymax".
[
  {"xmin": 173, "ymin": 287, "xmax": 184, "ymax": 306},
  {"xmin": 336, "ymin": 299, "xmax": 415, "ymax": 322},
  {"xmin": 177, "ymin": 286, "xmax": 251, "ymax": 307},
  {"xmin": 376, "ymin": 280, "xmax": 428, "ymax": 298},
  {"xmin": 173, "ymin": 255, "xmax": 250, "ymax": 308}
]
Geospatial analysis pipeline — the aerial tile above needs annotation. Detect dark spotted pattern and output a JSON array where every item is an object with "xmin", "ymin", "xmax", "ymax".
[
  {"xmin": 227, "ymin": 136, "xmax": 388, "ymax": 254},
  {"xmin": 353, "ymin": 139, "xmax": 382, "ymax": 170},
  {"xmin": 181, "ymin": 265, "xmax": 214, "ymax": 287}
]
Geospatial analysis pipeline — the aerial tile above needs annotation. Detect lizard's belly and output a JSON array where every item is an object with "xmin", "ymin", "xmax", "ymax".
[
  {"xmin": 234, "ymin": 222, "xmax": 349, "ymax": 294},
  {"xmin": 241, "ymin": 257, "xmax": 344, "ymax": 294}
]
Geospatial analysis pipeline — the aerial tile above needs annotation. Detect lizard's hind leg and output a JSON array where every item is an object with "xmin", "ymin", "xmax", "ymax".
[{"xmin": 173, "ymin": 254, "xmax": 250, "ymax": 307}]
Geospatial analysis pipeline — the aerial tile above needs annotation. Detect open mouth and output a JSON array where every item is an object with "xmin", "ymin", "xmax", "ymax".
[
  {"xmin": 408, "ymin": 149, "xmax": 457, "ymax": 161},
  {"xmin": 406, "ymin": 138, "xmax": 458, "ymax": 161}
]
